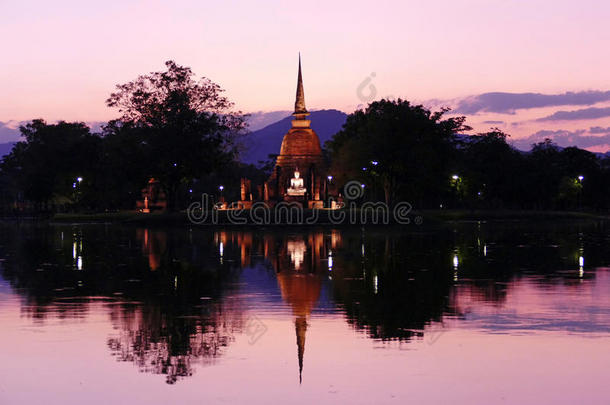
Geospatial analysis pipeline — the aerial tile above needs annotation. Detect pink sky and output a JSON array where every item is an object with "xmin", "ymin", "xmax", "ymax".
[{"xmin": 2, "ymin": 0, "xmax": 610, "ymax": 150}]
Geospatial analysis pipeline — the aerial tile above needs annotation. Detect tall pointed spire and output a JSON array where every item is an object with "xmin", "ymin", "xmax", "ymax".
[
  {"xmin": 295, "ymin": 316, "xmax": 307, "ymax": 384},
  {"xmin": 294, "ymin": 53, "xmax": 307, "ymax": 115}
]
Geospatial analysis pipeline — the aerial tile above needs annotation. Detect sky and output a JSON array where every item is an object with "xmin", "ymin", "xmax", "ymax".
[{"xmin": 1, "ymin": 0, "xmax": 610, "ymax": 151}]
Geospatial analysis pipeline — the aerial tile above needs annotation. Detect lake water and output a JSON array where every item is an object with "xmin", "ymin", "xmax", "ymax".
[{"xmin": 0, "ymin": 220, "xmax": 609, "ymax": 404}]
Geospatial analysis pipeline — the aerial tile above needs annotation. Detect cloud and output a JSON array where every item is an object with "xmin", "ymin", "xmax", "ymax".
[
  {"xmin": 454, "ymin": 90, "xmax": 610, "ymax": 114},
  {"xmin": 589, "ymin": 126, "xmax": 610, "ymax": 134},
  {"xmin": 0, "ymin": 120, "xmax": 107, "ymax": 143},
  {"xmin": 512, "ymin": 128, "xmax": 610, "ymax": 151},
  {"xmin": 536, "ymin": 107, "xmax": 610, "ymax": 121},
  {"xmin": 482, "ymin": 120, "xmax": 505, "ymax": 124},
  {"xmin": 246, "ymin": 110, "xmax": 291, "ymax": 131},
  {"xmin": 0, "ymin": 121, "xmax": 23, "ymax": 143}
]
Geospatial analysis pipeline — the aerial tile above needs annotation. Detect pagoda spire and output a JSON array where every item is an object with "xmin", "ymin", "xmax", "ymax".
[
  {"xmin": 294, "ymin": 53, "xmax": 308, "ymax": 116},
  {"xmin": 295, "ymin": 316, "xmax": 307, "ymax": 384}
]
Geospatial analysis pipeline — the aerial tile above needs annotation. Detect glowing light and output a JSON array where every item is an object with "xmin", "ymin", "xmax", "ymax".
[
  {"xmin": 328, "ymin": 255, "xmax": 333, "ymax": 270},
  {"xmin": 483, "ymin": 245, "xmax": 487, "ymax": 256},
  {"xmin": 327, "ymin": 175, "xmax": 333, "ymax": 181},
  {"xmin": 362, "ymin": 167, "xmax": 367, "ymax": 171},
  {"xmin": 77, "ymin": 256, "xmax": 83, "ymax": 270},
  {"xmin": 77, "ymin": 177, "xmax": 83, "ymax": 183},
  {"xmin": 361, "ymin": 243, "xmax": 365, "ymax": 257},
  {"xmin": 361, "ymin": 184, "xmax": 366, "ymax": 188},
  {"xmin": 453, "ymin": 255, "xmax": 459, "ymax": 268},
  {"xmin": 373, "ymin": 275, "xmax": 378, "ymax": 294},
  {"xmin": 219, "ymin": 185, "xmax": 224, "ymax": 191},
  {"xmin": 452, "ymin": 175, "xmax": 459, "ymax": 180},
  {"xmin": 371, "ymin": 160, "xmax": 378, "ymax": 166},
  {"xmin": 578, "ymin": 175, "xmax": 584, "ymax": 181},
  {"xmin": 579, "ymin": 256, "xmax": 584, "ymax": 267},
  {"xmin": 287, "ymin": 240, "xmax": 306, "ymax": 270},
  {"xmin": 73, "ymin": 242, "xmax": 77, "ymax": 259},
  {"xmin": 219, "ymin": 242, "xmax": 224, "ymax": 257}
]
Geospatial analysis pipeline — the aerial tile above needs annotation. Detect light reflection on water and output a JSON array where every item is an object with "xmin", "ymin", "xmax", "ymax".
[{"xmin": 0, "ymin": 221, "xmax": 609, "ymax": 404}]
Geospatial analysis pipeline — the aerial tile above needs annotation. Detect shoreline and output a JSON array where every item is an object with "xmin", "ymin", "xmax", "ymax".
[{"xmin": 0, "ymin": 209, "xmax": 603, "ymax": 226}]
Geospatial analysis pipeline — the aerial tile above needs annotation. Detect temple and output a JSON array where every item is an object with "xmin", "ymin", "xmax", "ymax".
[{"xmin": 240, "ymin": 55, "xmax": 331, "ymax": 209}]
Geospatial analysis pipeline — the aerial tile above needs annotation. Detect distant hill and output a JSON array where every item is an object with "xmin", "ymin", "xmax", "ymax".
[
  {"xmin": 0, "ymin": 142, "xmax": 15, "ymax": 159},
  {"xmin": 240, "ymin": 109, "xmax": 347, "ymax": 165},
  {"xmin": 246, "ymin": 110, "xmax": 291, "ymax": 131}
]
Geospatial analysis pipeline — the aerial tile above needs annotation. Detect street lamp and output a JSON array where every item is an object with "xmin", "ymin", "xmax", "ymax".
[
  {"xmin": 371, "ymin": 160, "xmax": 378, "ymax": 166},
  {"xmin": 219, "ymin": 185, "xmax": 224, "ymax": 202},
  {"xmin": 77, "ymin": 177, "xmax": 83, "ymax": 183},
  {"xmin": 578, "ymin": 175, "xmax": 584, "ymax": 182},
  {"xmin": 325, "ymin": 176, "xmax": 333, "ymax": 207},
  {"xmin": 452, "ymin": 174, "xmax": 459, "ymax": 180}
]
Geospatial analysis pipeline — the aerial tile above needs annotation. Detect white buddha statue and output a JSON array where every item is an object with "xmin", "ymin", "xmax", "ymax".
[{"xmin": 287, "ymin": 168, "xmax": 306, "ymax": 196}]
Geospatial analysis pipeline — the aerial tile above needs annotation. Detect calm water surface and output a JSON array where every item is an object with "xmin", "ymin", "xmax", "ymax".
[{"xmin": 0, "ymin": 221, "xmax": 609, "ymax": 404}]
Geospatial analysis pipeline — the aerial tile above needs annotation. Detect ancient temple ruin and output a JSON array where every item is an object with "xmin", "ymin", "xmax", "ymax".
[{"xmin": 240, "ymin": 55, "xmax": 331, "ymax": 209}]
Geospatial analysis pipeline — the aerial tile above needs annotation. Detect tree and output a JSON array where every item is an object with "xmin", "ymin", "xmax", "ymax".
[
  {"xmin": 326, "ymin": 99, "xmax": 470, "ymax": 206},
  {"xmin": 457, "ymin": 129, "xmax": 525, "ymax": 208},
  {"xmin": 0, "ymin": 119, "xmax": 100, "ymax": 210},
  {"xmin": 106, "ymin": 61, "xmax": 247, "ymax": 211}
]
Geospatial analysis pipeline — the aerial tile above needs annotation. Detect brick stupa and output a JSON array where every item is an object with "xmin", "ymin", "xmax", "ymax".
[{"xmin": 264, "ymin": 55, "xmax": 326, "ymax": 208}]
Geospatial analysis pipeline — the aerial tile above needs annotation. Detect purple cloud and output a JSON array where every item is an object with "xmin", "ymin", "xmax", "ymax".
[
  {"xmin": 589, "ymin": 126, "xmax": 610, "ymax": 134},
  {"xmin": 512, "ymin": 129, "xmax": 610, "ymax": 151},
  {"xmin": 536, "ymin": 107, "xmax": 610, "ymax": 121},
  {"xmin": 0, "ymin": 121, "xmax": 23, "ymax": 143},
  {"xmin": 454, "ymin": 91, "xmax": 610, "ymax": 114}
]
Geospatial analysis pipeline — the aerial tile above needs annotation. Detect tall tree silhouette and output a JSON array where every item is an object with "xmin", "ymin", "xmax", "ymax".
[
  {"xmin": 326, "ymin": 99, "xmax": 469, "ymax": 206},
  {"xmin": 106, "ymin": 61, "xmax": 247, "ymax": 211},
  {"xmin": 0, "ymin": 119, "xmax": 99, "ymax": 209}
]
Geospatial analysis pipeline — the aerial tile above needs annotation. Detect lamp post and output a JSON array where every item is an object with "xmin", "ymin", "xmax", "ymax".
[
  {"xmin": 219, "ymin": 185, "xmax": 224, "ymax": 202},
  {"xmin": 326, "ymin": 175, "xmax": 333, "ymax": 207},
  {"xmin": 73, "ymin": 177, "xmax": 83, "ymax": 211},
  {"xmin": 451, "ymin": 174, "xmax": 461, "ymax": 207},
  {"xmin": 577, "ymin": 175, "xmax": 584, "ymax": 210}
]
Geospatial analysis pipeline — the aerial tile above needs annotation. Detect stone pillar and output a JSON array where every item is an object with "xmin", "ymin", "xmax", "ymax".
[
  {"xmin": 240, "ymin": 178, "xmax": 247, "ymax": 201},
  {"xmin": 275, "ymin": 166, "xmax": 282, "ymax": 200}
]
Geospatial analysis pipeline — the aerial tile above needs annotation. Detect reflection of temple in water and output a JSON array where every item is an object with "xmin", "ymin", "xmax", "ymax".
[
  {"xmin": 136, "ymin": 228, "xmax": 167, "ymax": 271},
  {"xmin": 2, "ymin": 222, "xmax": 602, "ymax": 386},
  {"xmin": 215, "ymin": 229, "xmax": 340, "ymax": 383}
]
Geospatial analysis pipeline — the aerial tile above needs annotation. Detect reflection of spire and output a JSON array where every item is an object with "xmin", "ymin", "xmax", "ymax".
[
  {"xmin": 294, "ymin": 53, "xmax": 307, "ymax": 116},
  {"xmin": 295, "ymin": 316, "xmax": 307, "ymax": 384},
  {"xmin": 276, "ymin": 258, "xmax": 322, "ymax": 384}
]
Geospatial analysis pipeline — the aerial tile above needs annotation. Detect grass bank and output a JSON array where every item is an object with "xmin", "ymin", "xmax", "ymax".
[{"xmin": 48, "ymin": 209, "xmax": 609, "ymax": 226}]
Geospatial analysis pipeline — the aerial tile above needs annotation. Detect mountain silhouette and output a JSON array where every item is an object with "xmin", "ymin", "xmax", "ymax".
[
  {"xmin": 240, "ymin": 109, "xmax": 347, "ymax": 165},
  {"xmin": 0, "ymin": 142, "xmax": 15, "ymax": 158}
]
